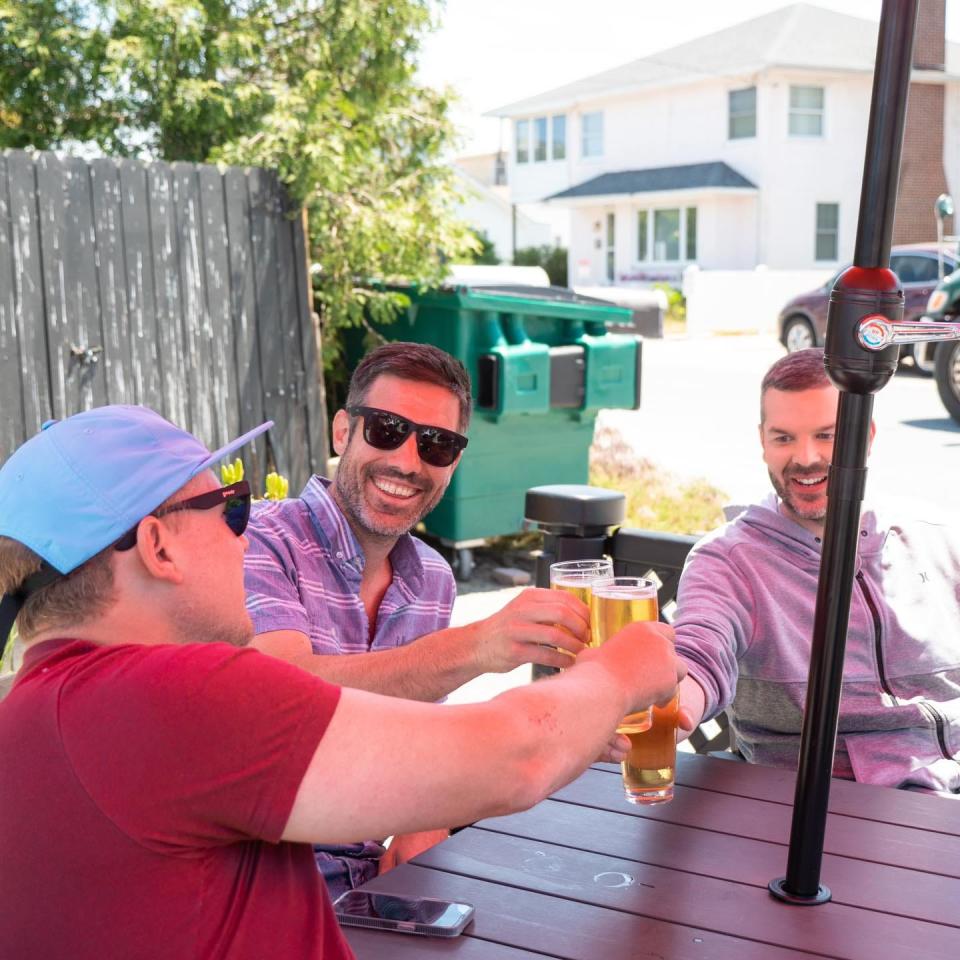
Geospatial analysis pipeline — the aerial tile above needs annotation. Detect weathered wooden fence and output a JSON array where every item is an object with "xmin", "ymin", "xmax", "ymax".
[{"xmin": 0, "ymin": 149, "xmax": 327, "ymax": 492}]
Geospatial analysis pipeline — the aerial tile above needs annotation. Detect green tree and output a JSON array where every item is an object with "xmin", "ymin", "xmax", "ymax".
[
  {"xmin": 98, "ymin": 0, "xmax": 270, "ymax": 160},
  {"xmin": 463, "ymin": 228, "xmax": 499, "ymax": 265},
  {"xmin": 0, "ymin": 0, "xmax": 107, "ymax": 149},
  {"xmin": 211, "ymin": 1, "xmax": 475, "ymax": 369}
]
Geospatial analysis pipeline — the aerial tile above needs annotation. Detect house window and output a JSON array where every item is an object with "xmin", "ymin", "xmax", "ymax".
[
  {"xmin": 534, "ymin": 117, "xmax": 548, "ymax": 162},
  {"xmin": 729, "ymin": 87, "xmax": 756, "ymax": 139},
  {"xmin": 515, "ymin": 119, "xmax": 529, "ymax": 163},
  {"xmin": 637, "ymin": 207, "xmax": 697, "ymax": 262},
  {"xmin": 686, "ymin": 207, "xmax": 697, "ymax": 260},
  {"xmin": 816, "ymin": 203, "xmax": 839, "ymax": 261},
  {"xmin": 551, "ymin": 115, "xmax": 566, "ymax": 160},
  {"xmin": 581, "ymin": 111, "xmax": 604, "ymax": 158},
  {"xmin": 790, "ymin": 85, "xmax": 824, "ymax": 137},
  {"xmin": 654, "ymin": 209, "xmax": 681, "ymax": 261}
]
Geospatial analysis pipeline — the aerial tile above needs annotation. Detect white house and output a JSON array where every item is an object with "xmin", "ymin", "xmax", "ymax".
[
  {"xmin": 453, "ymin": 157, "xmax": 552, "ymax": 263},
  {"xmin": 490, "ymin": 2, "xmax": 959, "ymax": 288}
]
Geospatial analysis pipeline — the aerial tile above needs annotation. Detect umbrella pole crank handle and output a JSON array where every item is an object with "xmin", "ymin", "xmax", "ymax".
[{"xmin": 857, "ymin": 315, "xmax": 960, "ymax": 349}]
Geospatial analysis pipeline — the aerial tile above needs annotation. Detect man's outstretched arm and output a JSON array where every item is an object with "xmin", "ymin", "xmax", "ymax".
[
  {"xmin": 282, "ymin": 621, "xmax": 685, "ymax": 844},
  {"xmin": 252, "ymin": 586, "xmax": 591, "ymax": 701}
]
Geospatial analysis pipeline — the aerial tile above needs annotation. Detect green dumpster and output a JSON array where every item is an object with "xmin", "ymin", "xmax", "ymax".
[{"xmin": 345, "ymin": 284, "xmax": 639, "ymax": 574}]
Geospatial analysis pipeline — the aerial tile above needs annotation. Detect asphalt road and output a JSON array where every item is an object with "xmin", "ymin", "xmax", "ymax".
[{"xmin": 600, "ymin": 334, "xmax": 960, "ymax": 515}]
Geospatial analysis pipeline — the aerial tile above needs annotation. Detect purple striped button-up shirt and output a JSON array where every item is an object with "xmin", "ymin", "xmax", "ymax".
[
  {"xmin": 242, "ymin": 476, "xmax": 456, "ymax": 898},
  {"xmin": 244, "ymin": 476, "xmax": 456, "ymax": 655}
]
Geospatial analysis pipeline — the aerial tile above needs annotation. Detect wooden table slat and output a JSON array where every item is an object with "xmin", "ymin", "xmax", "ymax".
[{"xmin": 344, "ymin": 925, "xmax": 545, "ymax": 959}]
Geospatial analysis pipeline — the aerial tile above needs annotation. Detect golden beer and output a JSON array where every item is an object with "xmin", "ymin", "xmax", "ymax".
[
  {"xmin": 591, "ymin": 579, "xmax": 659, "ymax": 734},
  {"xmin": 549, "ymin": 560, "xmax": 613, "ymax": 651},
  {"xmin": 550, "ymin": 580, "xmax": 593, "ymax": 610},
  {"xmin": 622, "ymin": 692, "xmax": 679, "ymax": 805}
]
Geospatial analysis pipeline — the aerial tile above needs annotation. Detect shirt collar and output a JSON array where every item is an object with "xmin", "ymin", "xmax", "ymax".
[{"xmin": 299, "ymin": 476, "xmax": 426, "ymax": 590}]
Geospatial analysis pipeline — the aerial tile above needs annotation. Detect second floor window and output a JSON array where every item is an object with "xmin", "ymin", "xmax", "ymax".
[
  {"xmin": 516, "ymin": 119, "xmax": 529, "ymax": 163},
  {"xmin": 790, "ymin": 85, "xmax": 824, "ymax": 136},
  {"xmin": 534, "ymin": 117, "xmax": 548, "ymax": 162},
  {"xmin": 729, "ymin": 87, "xmax": 756, "ymax": 139},
  {"xmin": 515, "ymin": 115, "xmax": 567, "ymax": 163},
  {"xmin": 552, "ymin": 115, "xmax": 566, "ymax": 160},
  {"xmin": 581, "ymin": 111, "xmax": 604, "ymax": 158},
  {"xmin": 815, "ymin": 203, "xmax": 839, "ymax": 261}
]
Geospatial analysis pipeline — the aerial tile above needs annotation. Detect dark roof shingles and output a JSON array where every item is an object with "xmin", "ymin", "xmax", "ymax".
[{"xmin": 550, "ymin": 161, "xmax": 756, "ymax": 200}]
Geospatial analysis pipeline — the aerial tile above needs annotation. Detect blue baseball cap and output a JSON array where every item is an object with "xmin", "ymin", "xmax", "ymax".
[{"xmin": 0, "ymin": 405, "xmax": 273, "ymax": 576}]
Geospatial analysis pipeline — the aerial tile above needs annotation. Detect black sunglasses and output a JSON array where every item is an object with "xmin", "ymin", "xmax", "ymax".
[
  {"xmin": 346, "ymin": 406, "xmax": 468, "ymax": 468},
  {"xmin": 113, "ymin": 481, "xmax": 252, "ymax": 552}
]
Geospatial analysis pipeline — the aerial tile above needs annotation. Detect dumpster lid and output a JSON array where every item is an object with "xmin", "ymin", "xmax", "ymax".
[{"xmin": 450, "ymin": 283, "xmax": 622, "ymax": 308}]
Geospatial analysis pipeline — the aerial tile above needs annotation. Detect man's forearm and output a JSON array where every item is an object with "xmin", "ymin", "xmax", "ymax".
[{"xmin": 254, "ymin": 625, "xmax": 483, "ymax": 700}]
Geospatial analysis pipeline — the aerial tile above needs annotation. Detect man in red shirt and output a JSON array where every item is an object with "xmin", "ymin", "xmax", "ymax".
[{"xmin": 0, "ymin": 405, "xmax": 683, "ymax": 959}]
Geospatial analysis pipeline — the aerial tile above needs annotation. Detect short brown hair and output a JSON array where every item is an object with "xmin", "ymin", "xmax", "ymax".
[
  {"xmin": 761, "ymin": 348, "xmax": 831, "ymax": 420},
  {"xmin": 0, "ymin": 537, "xmax": 116, "ymax": 641},
  {"xmin": 346, "ymin": 342, "xmax": 473, "ymax": 431}
]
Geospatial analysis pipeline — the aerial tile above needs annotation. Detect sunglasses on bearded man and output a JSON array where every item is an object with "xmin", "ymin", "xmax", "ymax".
[
  {"xmin": 346, "ymin": 406, "xmax": 468, "ymax": 468},
  {"xmin": 113, "ymin": 480, "xmax": 252, "ymax": 551}
]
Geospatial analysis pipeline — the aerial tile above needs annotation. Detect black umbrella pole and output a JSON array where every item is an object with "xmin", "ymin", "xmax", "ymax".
[
  {"xmin": 769, "ymin": 0, "xmax": 916, "ymax": 905},
  {"xmin": 769, "ymin": 393, "xmax": 874, "ymax": 905}
]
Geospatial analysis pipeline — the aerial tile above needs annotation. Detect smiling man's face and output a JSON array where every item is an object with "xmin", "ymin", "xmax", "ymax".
[
  {"xmin": 760, "ymin": 385, "xmax": 841, "ymax": 535},
  {"xmin": 331, "ymin": 374, "xmax": 463, "ymax": 544}
]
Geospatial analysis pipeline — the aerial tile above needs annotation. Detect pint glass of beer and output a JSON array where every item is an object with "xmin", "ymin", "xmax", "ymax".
[
  {"xmin": 591, "ymin": 577, "xmax": 659, "ymax": 735},
  {"xmin": 549, "ymin": 559, "xmax": 613, "ymax": 649},
  {"xmin": 621, "ymin": 692, "xmax": 679, "ymax": 805}
]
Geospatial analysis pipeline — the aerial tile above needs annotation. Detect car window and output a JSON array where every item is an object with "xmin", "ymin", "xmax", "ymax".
[{"xmin": 892, "ymin": 255, "xmax": 940, "ymax": 284}]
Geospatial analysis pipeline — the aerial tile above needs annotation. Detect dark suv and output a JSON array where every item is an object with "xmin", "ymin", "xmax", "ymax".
[{"xmin": 777, "ymin": 244, "xmax": 959, "ymax": 371}]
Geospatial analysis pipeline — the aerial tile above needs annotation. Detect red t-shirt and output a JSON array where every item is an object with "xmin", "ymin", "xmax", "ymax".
[{"xmin": 0, "ymin": 638, "xmax": 354, "ymax": 960}]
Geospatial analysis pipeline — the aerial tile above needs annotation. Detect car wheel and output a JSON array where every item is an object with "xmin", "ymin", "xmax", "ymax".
[
  {"xmin": 783, "ymin": 316, "xmax": 816, "ymax": 352},
  {"xmin": 934, "ymin": 341, "xmax": 960, "ymax": 424}
]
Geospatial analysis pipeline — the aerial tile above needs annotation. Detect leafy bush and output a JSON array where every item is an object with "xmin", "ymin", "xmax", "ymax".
[
  {"xmin": 653, "ymin": 282, "xmax": 686, "ymax": 330},
  {"xmin": 464, "ymin": 229, "xmax": 500, "ymax": 265},
  {"xmin": 514, "ymin": 245, "xmax": 568, "ymax": 286}
]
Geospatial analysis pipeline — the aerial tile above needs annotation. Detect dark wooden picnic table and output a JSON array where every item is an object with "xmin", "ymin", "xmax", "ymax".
[{"xmin": 343, "ymin": 752, "xmax": 960, "ymax": 959}]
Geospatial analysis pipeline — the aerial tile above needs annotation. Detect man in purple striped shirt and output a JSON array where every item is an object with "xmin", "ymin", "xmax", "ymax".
[{"xmin": 244, "ymin": 343, "xmax": 594, "ymax": 897}]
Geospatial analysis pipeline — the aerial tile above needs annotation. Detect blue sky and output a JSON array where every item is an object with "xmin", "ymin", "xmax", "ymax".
[{"xmin": 418, "ymin": 0, "xmax": 960, "ymax": 155}]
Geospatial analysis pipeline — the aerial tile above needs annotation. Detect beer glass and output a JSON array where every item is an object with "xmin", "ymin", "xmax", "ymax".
[
  {"xmin": 621, "ymin": 692, "xmax": 679, "ymax": 805},
  {"xmin": 549, "ymin": 559, "xmax": 613, "ymax": 650},
  {"xmin": 591, "ymin": 577, "xmax": 659, "ymax": 735}
]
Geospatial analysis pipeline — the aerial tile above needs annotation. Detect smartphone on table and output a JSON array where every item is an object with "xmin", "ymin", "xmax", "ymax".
[{"xmin": 333, "ymin": 890, "xmax": 475, "ymax": 938}]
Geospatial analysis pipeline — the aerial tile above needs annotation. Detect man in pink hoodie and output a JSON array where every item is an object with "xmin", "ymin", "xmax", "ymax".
[{"xmin": 675, "ymin": 348, "xmax": 960, "ymax": 794}]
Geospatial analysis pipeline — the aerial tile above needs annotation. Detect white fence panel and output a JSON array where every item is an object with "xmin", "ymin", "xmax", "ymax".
[{"xmin": 684, "ymin": 265, "xmax": 834, "ymax": 337}]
